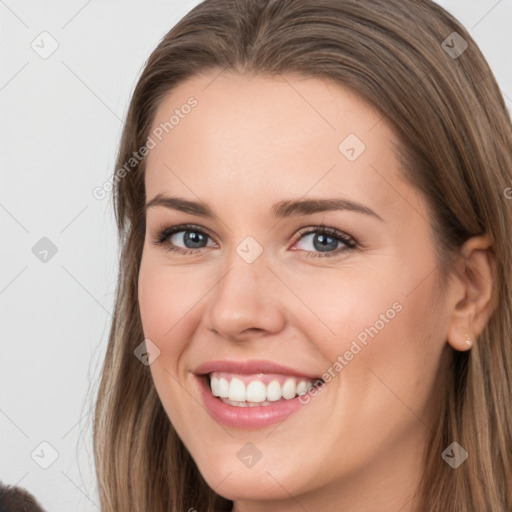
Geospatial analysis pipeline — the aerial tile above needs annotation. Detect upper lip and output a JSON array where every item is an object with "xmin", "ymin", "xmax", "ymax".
[{"xmin": 193, "ymin": 360, "xmax": 323, "ymax": 380}]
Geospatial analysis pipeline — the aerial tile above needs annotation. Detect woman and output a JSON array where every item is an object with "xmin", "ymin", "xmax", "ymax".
[{"xmin": 93, "ymin": 0, "xmax": 512, "ymax": 510}]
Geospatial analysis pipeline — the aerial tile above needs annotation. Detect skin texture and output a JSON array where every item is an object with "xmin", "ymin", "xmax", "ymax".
[{"xmin": 138, "ymin": 71, "xmax": 495, "ymax": 511}]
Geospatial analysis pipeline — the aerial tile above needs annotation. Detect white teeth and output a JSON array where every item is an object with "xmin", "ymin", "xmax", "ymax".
[
  {"xmin": 246, "ymin": 381, "xmax": 266, "ymax": 402},
  {"xmin": 208, "ymin": 373, "xmax": 320, "ymax": 404},
  {"xmin": 296, "ymin": 380, "xmax": 309, "ymax": 395},
  {"xmin": 282, "ymin": 378, "xmax": 296, "ymax": 399},
  {"xmin": 210, "ymin": 375, "xmax": 220, "ymax": 397},
  {"xmin": 229, "ymin": 378, "xmax": 246, "ymax": 402},
  {"xmin": 218, "ymin": 377, "xmax": 229, "ymax": 398},
  {"xmin": 266, "ymin": 380, "xmax": 282, "ymax": 401},
  {"xmin": 223, "ymin": 398, "xmax": 273, "ymax": 407}
]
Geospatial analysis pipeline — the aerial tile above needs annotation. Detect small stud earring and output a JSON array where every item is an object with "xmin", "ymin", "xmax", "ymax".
[{"xmin": 465, "ymin": 333, "xmax": 472, "ymax": 346}]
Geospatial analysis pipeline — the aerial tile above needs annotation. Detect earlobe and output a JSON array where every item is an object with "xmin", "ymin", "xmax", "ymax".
[
  {"xmin": 447, "ymin": 307, "xmax": 475, "ymax": 352},
  {"xmin": 446, "ymin": 233, "xmax": 497, "ymax": 352}
]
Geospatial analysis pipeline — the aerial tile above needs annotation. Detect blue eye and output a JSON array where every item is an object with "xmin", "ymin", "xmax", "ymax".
[
  {"xmin": 152, "ymin": 224, "xmax": 215, "ymax": 255},
  {"xmin": 151, "ymin": 224, "xmax": 357, "ymax": 258},
  {"xmin": 292, "ymin": 227, "xmax": 357, "ymax": 258}
]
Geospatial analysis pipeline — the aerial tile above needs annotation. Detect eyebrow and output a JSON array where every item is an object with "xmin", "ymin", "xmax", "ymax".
[{"xmin": 145, "ymin": 194, "xmax": 384, "ymax": 222}]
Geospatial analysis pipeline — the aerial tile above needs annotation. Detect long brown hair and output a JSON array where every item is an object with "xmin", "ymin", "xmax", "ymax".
[{"xmin": 93, "ymin": 1, "xmax": 512, "ymax": 510}]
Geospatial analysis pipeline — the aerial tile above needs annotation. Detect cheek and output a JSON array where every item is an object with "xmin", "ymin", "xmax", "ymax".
[
  {"xmin": 138, "ymin": 261, "xmax": 199, "ymax": 432},
  {"xmin": 283, "ymin": 263, "xmax": 407, "ymax": 362},
  {"xmin": 138, "ymin": 258, "xmax": 202, "ymax": 348},
  {"xmin": 299, "ymin": 259, "xmax": 446, "ymax": 399},
  {"xmin": 138, "ymin": 269, "xmax": 171, "ymax": 346},
  {"xmin": 137, "ymin": 257, "xmax": 210, "ymax": 402},
  {"xmin": 137, "ymin": 261, "xmax": 192, "ymax": 408},
  {"xmin": 338, "ymin": 274, "xmax": 446, "ymax": 417}
]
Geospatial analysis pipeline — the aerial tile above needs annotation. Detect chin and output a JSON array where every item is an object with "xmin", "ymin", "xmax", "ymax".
[{"xmin": 191, "ymin": 448, "xmax": 315, "ymax": 503}]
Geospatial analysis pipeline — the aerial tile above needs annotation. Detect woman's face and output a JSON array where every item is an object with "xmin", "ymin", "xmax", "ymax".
[{"xmin": 138, "ymin": 71, "xmax": 452, "ymax": 508}]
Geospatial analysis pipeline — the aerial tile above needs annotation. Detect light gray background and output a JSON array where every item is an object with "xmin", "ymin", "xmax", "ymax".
[{"xmin": 1, "ymin": 1, "xmax": 511, "ymax": 511}]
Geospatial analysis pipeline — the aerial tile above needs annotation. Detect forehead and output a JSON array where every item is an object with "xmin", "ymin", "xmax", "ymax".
[{"xmin": 144, "ymin": 71, "xmax": 426, "ymax": 223}]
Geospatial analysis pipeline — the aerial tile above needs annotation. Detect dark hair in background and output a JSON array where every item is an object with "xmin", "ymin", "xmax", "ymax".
[
  {"xmin": 0, "ymin": 481, "xmax": 47, "ymax": 512},
  {"xmin": 93, "ymin": 1, "xmax": 512, "ymax": 510}
]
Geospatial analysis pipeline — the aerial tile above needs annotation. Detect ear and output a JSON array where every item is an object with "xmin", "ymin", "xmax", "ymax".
[{"xmin": 446, "ymin": 233, "xmax": 497, "ymax": 352}]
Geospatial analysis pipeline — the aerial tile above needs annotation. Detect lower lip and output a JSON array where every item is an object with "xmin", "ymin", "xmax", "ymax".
[{"xmin": 196, "ymin": 375, "xmax": 308, "ymax": 429}]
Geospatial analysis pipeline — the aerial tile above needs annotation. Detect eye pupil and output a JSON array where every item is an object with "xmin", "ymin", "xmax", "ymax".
[
  {"xmin": 184, "ymin": 231, "xmax": 207, "ymax": 248},
  {"xmin": 314, "ymin": 234, "xmax": 338, "ymax": 252}
]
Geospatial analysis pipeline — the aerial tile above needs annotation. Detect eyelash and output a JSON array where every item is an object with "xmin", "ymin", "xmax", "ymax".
[{"xmin": 151, "ymin": 223, "xmax": 358, "ymax": 258}]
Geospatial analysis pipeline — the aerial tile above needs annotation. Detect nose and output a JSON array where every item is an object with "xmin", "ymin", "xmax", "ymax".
[{"xmin": 204, "ymin": 252, "xmax": 287, "ymax": 342}]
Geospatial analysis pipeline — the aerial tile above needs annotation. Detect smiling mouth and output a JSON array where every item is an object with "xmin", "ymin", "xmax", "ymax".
[{"xmin": 206, "ymin": 372, "xmax": 324, "ymax": 407}]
